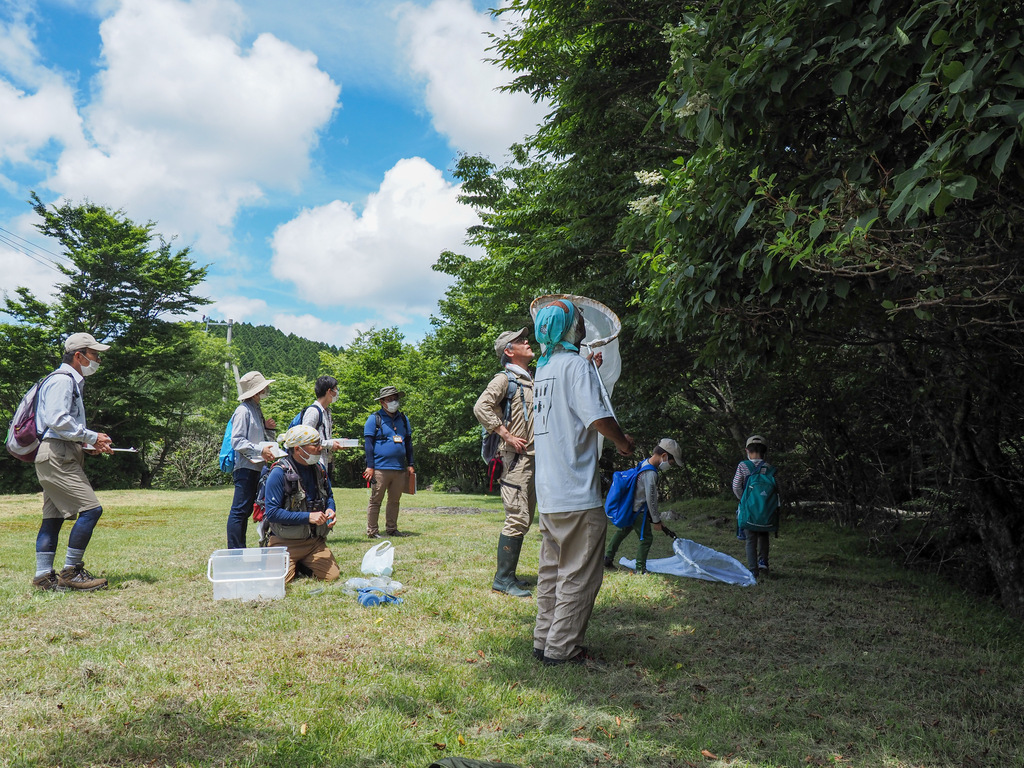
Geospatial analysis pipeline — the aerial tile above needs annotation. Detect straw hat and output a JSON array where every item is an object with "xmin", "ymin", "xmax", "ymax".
[{"xmin": 238, "ymin": 371, "xmax": 275, "ymax": 401}]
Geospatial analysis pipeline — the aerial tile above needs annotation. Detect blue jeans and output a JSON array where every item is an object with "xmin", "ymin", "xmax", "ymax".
[{"xmin": 227, "ymin": 468, "xmax": 260, "ymax": 549}]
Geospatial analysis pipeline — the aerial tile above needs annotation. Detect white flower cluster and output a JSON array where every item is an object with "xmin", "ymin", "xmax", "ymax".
[
  {"xmin": 634, "ymin": 170, "xmax": 664, "ymax": 187},
  {"xmin": 675, "ymin": 92, "xmax": 711, "ymax": 119},
  {"xmin": 627, "ymin": 195, "xmax": 661, "ymax": 216}
]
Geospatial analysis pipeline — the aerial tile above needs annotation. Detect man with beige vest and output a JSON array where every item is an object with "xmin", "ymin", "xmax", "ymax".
[{"xmin": 474, "ymin": 327, "xmax": 536, "ymax": 597}]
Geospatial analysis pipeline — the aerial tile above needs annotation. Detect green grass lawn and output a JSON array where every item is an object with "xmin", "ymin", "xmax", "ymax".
[{"xmin": 0, "ymin": 488, "xmax": 1021, "ymax": 768}]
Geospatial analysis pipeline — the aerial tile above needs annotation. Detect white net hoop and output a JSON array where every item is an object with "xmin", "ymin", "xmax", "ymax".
[{"xmin": 530, "ymin": 294, "xmax": 622, "ymax": 399}]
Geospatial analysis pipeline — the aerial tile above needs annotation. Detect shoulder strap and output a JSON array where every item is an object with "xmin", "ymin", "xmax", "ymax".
[
  {"xmin": 741, "ymin": 459, "xmax": 765, "ymax": 491},
  {"xmin": 301, "ymin": 404, "xmax": 325, "ymax": 432},
  {"xmin": 34, "ymin": 370, "xmax": 80, "ymax": 439}
]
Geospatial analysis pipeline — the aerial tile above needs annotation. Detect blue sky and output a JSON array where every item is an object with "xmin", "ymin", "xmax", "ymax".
[{"xmin": 0, "ymin": 0, "xmax": 547, "ymax": 346}]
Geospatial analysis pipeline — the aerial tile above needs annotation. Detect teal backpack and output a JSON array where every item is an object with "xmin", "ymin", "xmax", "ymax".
[{"xmin": 736, "ymin": 460, "xmax": 779, "ymax": 533}]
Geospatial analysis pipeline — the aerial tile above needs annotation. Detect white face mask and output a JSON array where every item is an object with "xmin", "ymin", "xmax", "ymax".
[
  {"xmin": 659, "ymin": 461, "xmax": 673, "ymax": 472},
  {"xmin": 80, "ymin": 358, "xmax": 100, "ymax": 377},
  {"xmin": 385, "ymin": 400, "xmax": 400, "ymax": 414},
  {"xmin": 297, "ymin": 447, "xmax": 321, "ymax": 466}
]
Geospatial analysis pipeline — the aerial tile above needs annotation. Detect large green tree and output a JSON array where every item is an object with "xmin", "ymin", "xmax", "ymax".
[
  {"xmin": 619, "ymin": 0, "xmax": 1024, "ymax": 615},
  {"xmin": 1, "ymin": 194, "xmax": 214, "ymax": 489}
]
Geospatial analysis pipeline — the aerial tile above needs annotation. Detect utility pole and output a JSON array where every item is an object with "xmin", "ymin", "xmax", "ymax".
[{"xmin": 202, "ymin": 315, "xmax": 241, "ymax": 399}]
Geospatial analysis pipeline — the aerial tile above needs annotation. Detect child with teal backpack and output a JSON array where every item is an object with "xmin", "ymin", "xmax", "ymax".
[{"xmin": 732, "ymin": 435, "xmax": 779, "ymax": 578}]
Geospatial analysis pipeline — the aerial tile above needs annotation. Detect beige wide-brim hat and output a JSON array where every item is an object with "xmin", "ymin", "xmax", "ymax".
[
  {"xmin": 238, "ymin": 371, "xmax": 275, "ymax": 401},
  {"xmin": 658, "ymin": 438, "xmax": 683, "ymax": 467}
]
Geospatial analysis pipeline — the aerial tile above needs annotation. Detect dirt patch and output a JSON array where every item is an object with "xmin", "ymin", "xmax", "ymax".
[{"xmin": 405, "ymin": 506, "xmax": 486, "ymax": 515}]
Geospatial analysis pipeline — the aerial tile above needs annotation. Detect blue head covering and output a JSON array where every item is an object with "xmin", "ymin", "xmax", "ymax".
[{"xmin": 534, "ymin": 300, "xmax": 580, "ymax": 368}]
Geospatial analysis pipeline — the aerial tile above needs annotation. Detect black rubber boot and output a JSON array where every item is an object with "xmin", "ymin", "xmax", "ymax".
[{"xmin": 493, "ymin": 534, "xmax": 531, "ymax": 597}]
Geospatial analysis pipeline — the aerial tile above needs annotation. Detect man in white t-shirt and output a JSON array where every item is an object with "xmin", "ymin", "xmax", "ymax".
[{"xmin": 531, "ymin": 299, "xmax": 634, "ymax": 666}]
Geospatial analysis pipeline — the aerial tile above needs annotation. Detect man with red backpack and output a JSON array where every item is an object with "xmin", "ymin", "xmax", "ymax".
[{"xmin": 474, "ymin": 327, "xmax": 536, "ymax": 598}]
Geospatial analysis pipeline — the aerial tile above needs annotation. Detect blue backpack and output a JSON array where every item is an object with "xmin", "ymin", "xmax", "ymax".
[
  {"xmin": 218, "ymin": 415, "xmax": 235, "ymax": 473},
  {"xmin": 289, "ymin": 404, "xmax": 325, "ymax": 431},
  {"xmin": 737, "ymin": 460, "xmax": 779, "ymax": 533},
  {"xmin": 604, "ymin": 462, "xmax": 658, "ymax": 528}
]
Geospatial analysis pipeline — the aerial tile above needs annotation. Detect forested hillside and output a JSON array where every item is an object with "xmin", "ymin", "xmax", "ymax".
[{"xmin": 205, "ymin": 322, "xmax": 341, "ymax": 380}]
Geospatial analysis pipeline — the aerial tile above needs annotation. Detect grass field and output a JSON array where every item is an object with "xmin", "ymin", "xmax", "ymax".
[{"xmin": 0, "ymin": 487, "xmax": 1021, "ymax": 768}]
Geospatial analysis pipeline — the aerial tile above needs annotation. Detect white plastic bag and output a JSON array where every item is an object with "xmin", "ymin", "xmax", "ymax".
[
  {"xmin": 341, "ymin": 575, "xmax": 404, "ymax": 596},
  {"xmin": 361, "ymin": 540, "xmax": 394, "ymax": 577}
]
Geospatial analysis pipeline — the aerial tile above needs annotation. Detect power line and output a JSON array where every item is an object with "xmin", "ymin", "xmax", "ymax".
[
  {"xmin": 0, "ymin": 231, "xmax": 65, "ymax": 274},
  {"xmin": 0, "ymin": 225, "xmax": 67, "ymax": 262}
]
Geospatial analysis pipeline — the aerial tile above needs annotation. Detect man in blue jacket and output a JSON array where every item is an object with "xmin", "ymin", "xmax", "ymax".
[
  {"xmin": 362, "ymin": 385, "xmax": 414, "ymax": 538},
  {"xmin": 263, "ymin": 425, "xmax": 339, "ymax": 583}
]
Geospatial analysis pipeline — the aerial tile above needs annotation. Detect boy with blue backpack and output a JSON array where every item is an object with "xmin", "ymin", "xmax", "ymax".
[
  {"xmin": 733, "ymin": 435, "xmax": 779, "ymax": 578},
  {"xmin": 604, "ymin": 438, "xmax": 683, "ymax": 574}
]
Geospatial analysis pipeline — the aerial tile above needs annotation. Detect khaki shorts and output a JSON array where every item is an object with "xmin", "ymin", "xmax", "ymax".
[{"xmin": 34, "ymin": 439, "xmax": 100, "ymax": 520}]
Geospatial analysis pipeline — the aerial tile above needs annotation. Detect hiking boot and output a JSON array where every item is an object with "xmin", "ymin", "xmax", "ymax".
[
  {"xmin": 57, "ymin": 564, "xmax": 107, "ymax": 591},
  {"xmin": 542, "ymin": 647, "xmax": 607, "ymax": 670},
  {"xmin": 385, "ymin": 529, "xmax": 407, "ymax": 538},
  {"xmin": 758, "ymin": 558, "xmax": 769, "ymax": 573},
  {"xmin": 31, "ymin": 570, "xmax": 66, "ymax": 592},
  {"xmin": 367, "ymin": 532, "xmax": 381, "ymax": 539},
  {"xmin": 532, "ymin": 647, "xmax": 544, "ymax": 661},
  {"xmin": 603, "ymin": 555, "xmax": 616, "ymax": 570}
]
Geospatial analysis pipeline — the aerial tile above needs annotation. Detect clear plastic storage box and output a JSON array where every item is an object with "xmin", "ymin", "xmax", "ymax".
[{"xmin": 207, "ymin": 546, "xmax": 289, "ymax": 601}]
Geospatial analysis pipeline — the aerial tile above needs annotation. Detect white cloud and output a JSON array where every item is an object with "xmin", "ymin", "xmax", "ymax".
[
  {"xmin": 0, "ymin": 11, "xmax": 87, "ymax": 167},
  {"xmin": 396, "ymin": 0, "xmax": 547, "ymax": 160},
  {"xmin": 0, "ymin": 207, "xmax": 71, "ymax": 303},
  {"xmin": 0, "ymin": 245, "xmax": 62, "ymax": 306},
  {"xmin": 44, "ymin": 0, "xmax": 341, "ymax": 251},
  {"xmin": 271, "ymin": 312, "xmax": 370, "ymax": 348},
  {"xmin": 270, "ymin": 156, "xmax": 479, "ymax": 316},
  {"xmin": 202, "ymin": 295, "xmax": 269, "ymax": 325}
]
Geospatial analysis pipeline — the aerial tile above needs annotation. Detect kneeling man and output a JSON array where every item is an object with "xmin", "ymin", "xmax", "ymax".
[{"xmin": 264, "ymin": 425, "xmax": 341, "ymax": 583}]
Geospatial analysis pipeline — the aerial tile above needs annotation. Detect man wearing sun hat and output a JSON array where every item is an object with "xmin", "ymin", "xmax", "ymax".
[
  {"xmin": 226, "ymin": 370, "xmax": 278, "ymax": 549},
  {"xmin": 263, "ymin": 425, "xmax": 340, "ymax": 583},
  {"xmin": 362, "ymin": 385, "xmax": 415, "ymax": 538},
  {"xmin": 31, "ymin": 332, "xmax": 114, "ymax": 592},
  {"xmin": 474, "ymin": 327, "xmax": 536, "ymax": 598}
]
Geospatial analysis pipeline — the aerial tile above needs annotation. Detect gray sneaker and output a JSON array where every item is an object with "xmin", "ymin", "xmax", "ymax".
[
  {"xmin": 57, "ymin": 564, "xmax": 107, "ymax": 591},
  {"xmin": 31, "ymin": 570, "xmax": 66, "ymax": 592}
]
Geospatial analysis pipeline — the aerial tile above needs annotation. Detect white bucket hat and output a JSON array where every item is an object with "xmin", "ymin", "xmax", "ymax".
[{"xmin": 238, "ymin": 371, "xmax": 275, "ymax": 401}]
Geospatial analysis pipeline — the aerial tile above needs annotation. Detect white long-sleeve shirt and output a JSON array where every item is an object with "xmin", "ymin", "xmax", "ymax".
[{"xmin": 34, "ymin": 363, "xmax": 96, "ymax": 445}]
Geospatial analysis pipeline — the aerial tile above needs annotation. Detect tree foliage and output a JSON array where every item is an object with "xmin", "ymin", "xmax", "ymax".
[
  {"xmin": 615, "ymin": 0, "xmax": 1024, "ymax": 615},
  {"xmin": 206, "ymin": 322, "xmax": 340, "ymax": 381},
  {"xmin": 427, "ymin": 0, "xmax": 1024, "ymax": 616},
  {"xmin": 0, "ymin": 194, "xmax": 216, "ymax": 490}
]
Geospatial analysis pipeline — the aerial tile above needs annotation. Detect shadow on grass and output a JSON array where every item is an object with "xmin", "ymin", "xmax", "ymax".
[
  {"xmin": 18, "ymin": 697, "xmax": 272, "ymax": 767},
  {"xmin": 106, "ymin": 570, "xmax": 160, "ymax": 586},
  {"xmin": 464, "ymin": 562, "xmax": 1023, "ymax": 767}
]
